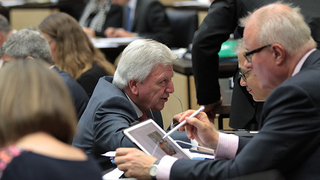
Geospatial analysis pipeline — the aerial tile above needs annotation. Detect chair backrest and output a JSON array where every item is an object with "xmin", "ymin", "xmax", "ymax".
[{"xmin": 166, "ymin": 9, "xmax": 198, "ymax": 48}]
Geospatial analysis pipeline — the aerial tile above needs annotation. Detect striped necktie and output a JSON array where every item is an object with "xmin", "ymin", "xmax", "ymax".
[{"xmin": 126, "ymin": 5, "xmax": 132, "ymax": 31}]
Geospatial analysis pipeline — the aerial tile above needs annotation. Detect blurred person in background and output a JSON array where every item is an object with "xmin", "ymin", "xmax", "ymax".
[
  {"xmin": 105, "ymin": 0, "xmax": 173, "ymax": 46},
  {"xmin": 0, "ymin": 60, "xmax": 102, "ymax": 180},
  {"xmin": 39, "ymin": 12, "xmax": 116, "ymax": 97},
  {"xmin": 79, "ymin": 0, "xmax": 123, "ymax": 38},
  {"xmin": 0, "ymin": 14, "xmax": 13, "ymax": 48},
  {"xmin": 0, "ymin": 28, "xmax": 89, "ymax": 120}
]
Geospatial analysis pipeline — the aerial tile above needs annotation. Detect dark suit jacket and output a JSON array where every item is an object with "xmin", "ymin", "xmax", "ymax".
[
  {"xmin": 72, "ymin": 76, "xmax": 190, "ymax": 171},
  {"xmin": 171, "ymin": 50, "xmax": 320, "ymax": 179},
  {"xmin": 95, "ymin": 4, "xmax": 123, "ymax": 37},
  {"xmin": 123, "ymin": 0, "xmax": 173, "ymax": 45},
  {"xmin": 192, "ymin": 0, "xmax": 320, "ymax": 129},
  {"xmin": 52, "ymin": 66, "xmax": 89, "ymax": 120}
]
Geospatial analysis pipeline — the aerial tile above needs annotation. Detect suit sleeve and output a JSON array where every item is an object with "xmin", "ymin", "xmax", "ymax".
[
  {"xmin": 95, "ymin": 4, "xmax": 123, "ymax": 37},
  {"xmin": 93, "ymin": 95, "xmax": 137, "ymax": 154},
  {"xmin": 170, "ymin": 82, "xmax": 320, "ymax": 179},
  {"xmin": 137, "ymin": 1, "xmax": 173, "ymax": 46},
  {"xmin": 191, "ymin": 0, "xmax": 239, "ymax": 105}
]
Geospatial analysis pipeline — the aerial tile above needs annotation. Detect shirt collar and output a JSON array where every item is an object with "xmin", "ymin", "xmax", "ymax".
[
  {"xmin": 127, "ymin": 0, "xmax": 136, "ymax": 10},
  {"xmin": 292, "ymin": 48, "xmax": 316, "ymax": 76},
  {"xmin": 125, "ymin": 93, "xmax": 144, "ymax": 118}
]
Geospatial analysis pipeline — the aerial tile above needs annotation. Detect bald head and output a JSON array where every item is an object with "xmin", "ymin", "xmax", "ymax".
[
  {"xmin": 241, "ymin": 3, "xmax": 315, "ymax": 55},
  {"xmin": 240, "ymin": 2, "xmax": 316, "ymax": 90}
]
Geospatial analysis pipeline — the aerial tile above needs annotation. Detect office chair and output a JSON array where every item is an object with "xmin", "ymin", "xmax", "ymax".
[{"xmin": 166, "ymin": 9, "xmax": 198, "ymax": 49}]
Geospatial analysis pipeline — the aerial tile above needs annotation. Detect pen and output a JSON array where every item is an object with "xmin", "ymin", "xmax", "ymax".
[
  {"xmin": 189, "ymin": 149, "xmax": 214, "ymax": 156},
  {"xmin": 162, "ymin": 106, "xmax": 205, "ymax": 139}
]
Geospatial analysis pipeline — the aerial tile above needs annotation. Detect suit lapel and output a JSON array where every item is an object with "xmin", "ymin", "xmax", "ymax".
[{"xmin": 132, "ymin": 0, "xmax": 142, "ymax": 31}]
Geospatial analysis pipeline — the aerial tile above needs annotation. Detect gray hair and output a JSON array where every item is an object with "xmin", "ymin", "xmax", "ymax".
[
  {"xmin": 0, "ymin": 28, "xmax": 53, "ymax": 64},
  {"xmin": 240, "ymin": 2, "xmax": 316, "ymax": 55},
  {"xmin": 0, "ymin": 14, "xmax": 11, "ymax": 35},
  {"xmin": 234, "ymin": 38, "xmax": 245, "ymax": 54},
  {"xmin": 113, "ymin": 39, "xmax": 177, "ymax": 89}
]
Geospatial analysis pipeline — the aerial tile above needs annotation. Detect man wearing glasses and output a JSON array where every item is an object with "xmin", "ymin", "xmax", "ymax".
[
  {"xmin": 114, "ymin": 3, "xmax": 320, "ymax": 179},
  {"xmin": 192, "ymin": 0, "xmax": 320, "ymax": 131}
]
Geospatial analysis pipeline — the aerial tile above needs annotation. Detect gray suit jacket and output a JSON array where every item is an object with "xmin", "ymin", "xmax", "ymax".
[
  {"xmin": 171, "ymin": 50, "xmax": 320, "ymax": 179},
  {"xmin": 73, "ymin": 76, "xmax": 189, "ymax": 171}
]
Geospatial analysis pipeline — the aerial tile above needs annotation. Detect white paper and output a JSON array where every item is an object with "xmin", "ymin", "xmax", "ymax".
[
  {"xmin": 102, "ymin": 168, "xmax": 124, "ymax": 180},
  {"xmin": 91, "ymin": 37, "xmax": 141, "ymax": 49}
]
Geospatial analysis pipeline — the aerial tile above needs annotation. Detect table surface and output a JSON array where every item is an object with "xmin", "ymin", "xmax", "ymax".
[
  {"xmin": 1, "ymin": 0, "xmax": 86, "ymax": 8},
  {"xmin": 165, "ymin": 1, "xmax": 210, "ymax": 11},
  {"xmin": 173, "ymin": 57, "xmax": 238, "ymax": 77}
]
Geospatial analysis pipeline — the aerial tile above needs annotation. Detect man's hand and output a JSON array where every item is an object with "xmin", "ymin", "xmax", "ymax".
[
  {"xmin": 177, "ymin": 110, "xmax": 219, "ymax": 150},
  {"xmin": 202, "ymin": 99, "xmax": 222, "ymax": 122},
  {"xmin": 105, "ymin": 27, "xmax": 134, "ymax": 37},
  {"xmin": 83, "ymin": 27, "xmax": 95, "ymax": 38},
  {"xmin": 115, "ymin": 148, "xmax": 157, "ymax": 179},
  {"xmin": 172, "ymin": 112, "xmax": 183, "ymax": 128}
]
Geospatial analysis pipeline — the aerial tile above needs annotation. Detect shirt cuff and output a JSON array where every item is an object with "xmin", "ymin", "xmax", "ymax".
[
  {"xmin": 156, "ymin": 155, "xmax": 178, "ymax": 180},
  {"xmin": 215, "ymin": 132, "xmax": 239, "ymax": 159}
]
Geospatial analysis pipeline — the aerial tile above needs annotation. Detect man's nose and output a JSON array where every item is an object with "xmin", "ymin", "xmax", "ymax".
[
  {"xmin": 244, "ymin": 59, "xmax": 252, "ymax": 69},
  {"xmin": 166, "ymin": 80, "xmax": 174, "ymax": 93},
  {"xmin": 239, "ymin": 77, "xmax": 247, "ymax": 87}
]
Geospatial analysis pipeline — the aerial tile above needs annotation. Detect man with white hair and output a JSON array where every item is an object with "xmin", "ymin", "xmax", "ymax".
[{"xmin": 73, "ymin": 39, "xmax": 190, "ymax": 171}]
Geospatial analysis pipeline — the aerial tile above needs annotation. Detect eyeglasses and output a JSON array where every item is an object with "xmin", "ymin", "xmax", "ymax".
[
  {"xmin": 243, "ymin": 44, "xmax": 272, "ymax": 62},
  {"xmin": 239, "ymin": 69, "xmax": 251, "ymax": 83},
  {"xmin": 48, "ymin": 39, "xmax": 56, "ymax": 44}
]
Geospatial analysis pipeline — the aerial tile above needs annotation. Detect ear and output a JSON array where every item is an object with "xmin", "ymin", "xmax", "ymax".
[
  {"xmin": 25, "ymin": 56, "xmax": 35, "ymax": 60},
  {"xmin": 128, "ymin": 79, "xmax": 139, "ymax": 95},
  {"xmin": 271, "ymin": 44, "xmax": 286, "ymax": 65},
  {"xmin": 0, "ymin": 32, "xmax": 4, "ymax": 46}
]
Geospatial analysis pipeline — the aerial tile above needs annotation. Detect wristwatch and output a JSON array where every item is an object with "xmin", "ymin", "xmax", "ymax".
[{"xmin": 149, "ymin": 159, "xmax": 160, "ymax": 180}]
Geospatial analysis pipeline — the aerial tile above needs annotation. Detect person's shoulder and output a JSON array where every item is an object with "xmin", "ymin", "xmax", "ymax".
[
  {"xmin": 53, "ymin": 68, "xmax": 73, "ymax": 81},
  {"xmin": 0, "ymin": 145, "xmax": 25, "ymax": 172},
  {"xmin": 58, "ymin": 71, "xmax": 73, "ymax": 81},
  {"xmin": 57, "ymin": 69, "xmax": 88, "ymax": 93},
  {"xmin": 89, "ymin": 76, "xmax": 123, "ymax": 98},
  {"xmin": 85, "ymin": 64, "xmax": 108, "ymax": 76}
]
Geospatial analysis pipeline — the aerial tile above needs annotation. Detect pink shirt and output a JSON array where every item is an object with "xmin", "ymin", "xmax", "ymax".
[
  {"xmin": 157, "ymin": 132, "xmax": 239, "ymax": 180},
  {"xmin": 156, "ymin": 48, "xmax": 317, "ymax": 179}
]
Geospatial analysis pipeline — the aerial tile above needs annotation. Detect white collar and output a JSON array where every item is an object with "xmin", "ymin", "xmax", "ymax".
[
  {"xmin": 292, "ymin": 48, "xmax": 316, "ymax": 76},
  {"xmin": 127, "ymin": 0, "xmax": 137, "ymax": 9},
  {"xmin": 125, "ymin": 93, "xmax": 144, "ymax": 118}
]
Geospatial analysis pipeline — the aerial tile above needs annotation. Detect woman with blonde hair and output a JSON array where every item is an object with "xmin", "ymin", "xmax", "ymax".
[
  {"xmin": 0, "ymin": 60, "xmax": 102, "ymax": 179},
  {"xmin": 39, "ymin": 12, "xmax": 116, "ymax": 97}
]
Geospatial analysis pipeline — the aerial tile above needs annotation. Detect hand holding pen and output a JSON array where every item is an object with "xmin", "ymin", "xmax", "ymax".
[
  {"xmin": 169, "ymin": 107, "xmax": 220, "ymax": 150},
  {"xmin": 163, "ymin": 106, "xmax": 205, "ymax": 139}
]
